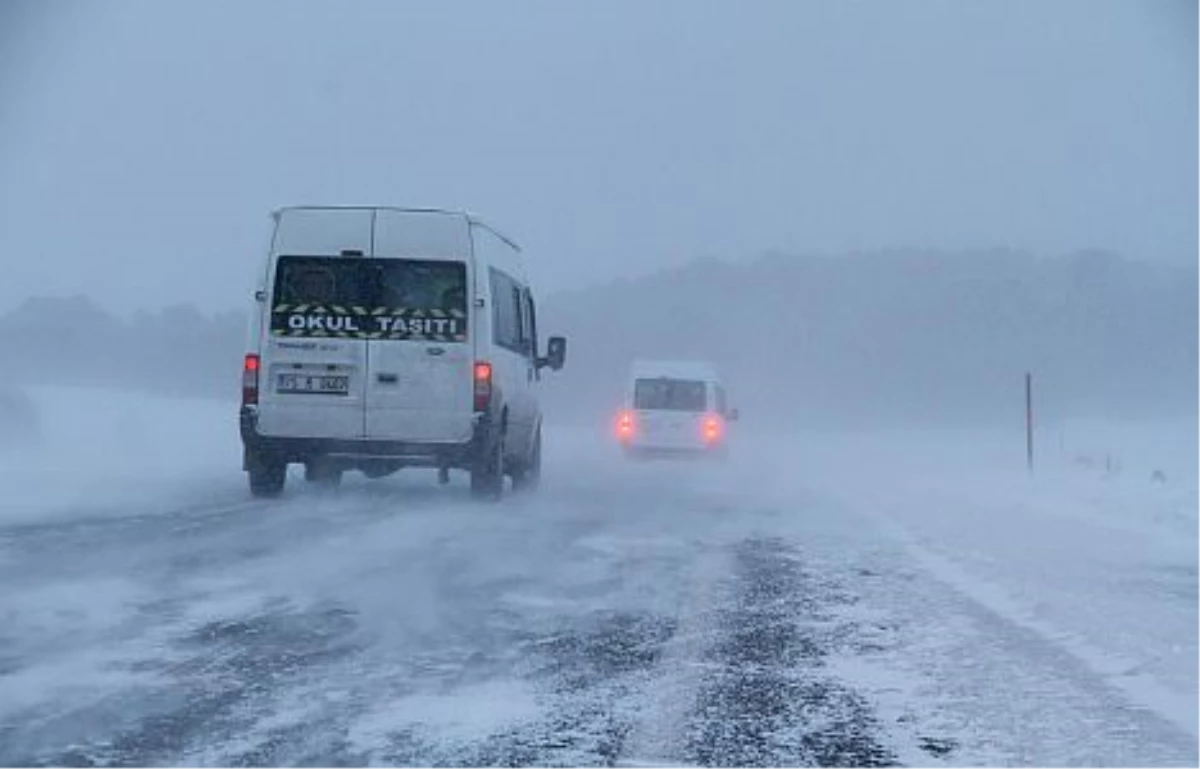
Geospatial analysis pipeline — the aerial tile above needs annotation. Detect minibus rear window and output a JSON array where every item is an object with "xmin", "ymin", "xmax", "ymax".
[
  {"xmin": 634, "ymin": 378, "xmax": 708, "ymax": 412},
  {"xmin": 271, "ymin": 257, "xmax": 467, "ymax": 340}
]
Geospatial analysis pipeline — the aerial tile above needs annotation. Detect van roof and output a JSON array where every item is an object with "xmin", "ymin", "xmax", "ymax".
[
  {"xmin": 630, "ymin": 359, "xmax": 721, "ymax": 381},
  {"xmin": 271, "ymin": 205, "xmax": 521, "ymax": 251}
]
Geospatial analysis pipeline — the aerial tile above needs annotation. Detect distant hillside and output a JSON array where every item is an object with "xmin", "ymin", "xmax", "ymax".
[
  {"xmin": 0, "ymin": 296, "xmax": 246, "ymax": 399},
  {"xmin": 1, "ymin": 249, "xmax": 1194, "ymax": 429},
  {"xmin": 538, "ymin": 249, "xmax": 1198, "ymax": 428}
]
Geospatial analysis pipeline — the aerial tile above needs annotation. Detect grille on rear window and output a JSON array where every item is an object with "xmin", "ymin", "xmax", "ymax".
[{"xmin": 270, "ymin": 257, "xmax": 467, "ymax": 342}]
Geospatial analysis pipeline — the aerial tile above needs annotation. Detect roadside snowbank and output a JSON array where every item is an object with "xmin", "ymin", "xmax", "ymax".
[
  {"xmin": 0, "ymin": 387, "xmax": 39, "ymax": 445},
  {"xmin": 0, "ymin": 385, "xmax": 243, "ymax": 524},
  {"xmin": 741, "ymin": 419, "xmax": 1198, "ymax": 737}
]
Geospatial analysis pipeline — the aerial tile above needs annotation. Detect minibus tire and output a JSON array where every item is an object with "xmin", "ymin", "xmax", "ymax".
[
  {"xmin": 512, "ymin": 428, "xmax": 541, "ymax": 493},
  {"xmin": 470, "ymin": 434, "xmax": 505, "ymax": 501},
  {"xmin": 248, "ymin": 456, "xmax": 286, "ymax": 498}
]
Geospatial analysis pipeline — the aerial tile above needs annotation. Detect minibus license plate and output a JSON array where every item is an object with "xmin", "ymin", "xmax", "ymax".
[{"xmin": 277, "ymin": 373, "xmax": 350, "ymax": 395}]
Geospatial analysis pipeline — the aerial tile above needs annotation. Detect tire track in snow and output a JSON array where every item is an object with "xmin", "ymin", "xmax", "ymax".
[
  {"xmin": 681, "ymin": 536, "xmax": 896, "ymax": 768},
  {"xmin": 0, "ymin": 489, "xmax": 415, "ymax": 767},
  {"xmin": 618, "ymin": 545, "xmax": 730, "ymax": 765},
  {"xmin": 0, "ymin": 484, "xmax": 953, "ymax": 766},
  {"xmin": 421, "ymin": 530, "xmax": 905, "ymax": 768}
]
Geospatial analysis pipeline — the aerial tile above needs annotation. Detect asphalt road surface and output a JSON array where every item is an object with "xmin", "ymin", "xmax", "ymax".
[{"xmin": 1, "ymin": 450, "xmax": 1195, "ymax": 767}]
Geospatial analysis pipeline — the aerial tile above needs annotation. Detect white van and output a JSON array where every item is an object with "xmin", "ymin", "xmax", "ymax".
[
  {"xmin": 239, "ymin": 206, "xmax": 566, "ymax": 499},
  {"xmin": 615, "ymin": 360, "xmax": 737, "ymax": 456}
]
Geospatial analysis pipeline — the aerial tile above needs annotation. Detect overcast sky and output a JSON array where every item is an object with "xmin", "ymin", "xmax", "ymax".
[{"xmin": 0, "ymin": 0, "xmax": 1195, "ymax": 315}]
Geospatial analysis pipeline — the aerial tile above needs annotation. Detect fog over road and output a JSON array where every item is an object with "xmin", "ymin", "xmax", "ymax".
[
  {"xmin": 3, "ymin": 3, "xmax": 1194, "ymax": 765},
  {"xmin": 1, "ymin": 394, "xmax": 1194, "ymax": 767}
]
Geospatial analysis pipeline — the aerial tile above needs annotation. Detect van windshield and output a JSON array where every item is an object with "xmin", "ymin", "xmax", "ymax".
[
  {"xmin": 634, "ymin": 378, "xmax": 708, "ymax": 412},
  {"xmin": 271, "ymin": 256, "xmax": 468, "ymax": 341}
]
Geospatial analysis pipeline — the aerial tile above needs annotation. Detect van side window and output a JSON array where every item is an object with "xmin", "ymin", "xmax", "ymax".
[
  {"xmin": 524, "ymin": 291, "xmax": 538, "ymax": 358},
  {"xmin": 512, "ymin": 284, "xmax": 527, "ymax": 352},
  {"xmin": 490, "ymin": 268, "xmax": 527, "ymax": 356}
]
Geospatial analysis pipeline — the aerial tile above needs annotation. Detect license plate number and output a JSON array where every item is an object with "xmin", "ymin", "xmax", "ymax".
[{"xmin": 277, "ymin": 373, "xmax": 349, "ymax": 395}]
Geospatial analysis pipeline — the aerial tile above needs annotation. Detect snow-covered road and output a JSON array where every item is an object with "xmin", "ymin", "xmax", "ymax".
[{"xmin": 0, "ymin": 388, "xmax": 1195, "ymax": 766}]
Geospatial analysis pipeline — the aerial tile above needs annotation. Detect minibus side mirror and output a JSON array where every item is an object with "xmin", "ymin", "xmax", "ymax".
[
  {"xmin": 727, "ymin": 407, "xmax": 740, "ymax": 422},
  {"xmin": 540, "ymin": 336, "xmax": 567, "ymax": 371}
]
